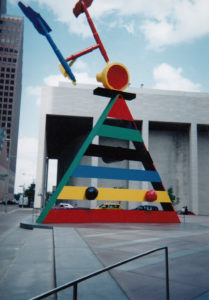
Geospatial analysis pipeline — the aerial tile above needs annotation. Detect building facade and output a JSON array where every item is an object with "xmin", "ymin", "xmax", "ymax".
[
  {"xmin": 0, "ymin": 0, "xmax": 6, "ymax": 17},
  {"xmin": 0, "ymin": 127, "xmax": 8, "ymax": 202},
  {"xmin": 0, "ymin": 14, "xmax": 23, "ymax": 199},
  {"xmin": 34, "ymin": 84, "xmax": 209, "ymax": 215}
]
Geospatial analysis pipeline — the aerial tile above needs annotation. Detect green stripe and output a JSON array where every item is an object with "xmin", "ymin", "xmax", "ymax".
[
  {"xmin": 98, "ymin": 125, "xmax": 143, "ymax": 142},
  {"xmin": 36, "ymin": 94, "xmax": 120, "ymax": 223}
]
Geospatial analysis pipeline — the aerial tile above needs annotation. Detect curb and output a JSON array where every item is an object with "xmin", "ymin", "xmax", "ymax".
[{"xmin": 19, "ymin": 221, "xmax": 53, "ymax": 230}]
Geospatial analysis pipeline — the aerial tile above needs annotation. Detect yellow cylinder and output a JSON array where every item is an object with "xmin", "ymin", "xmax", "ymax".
[{"xmin": 96, "ymin": 62, "xmax": 129, "ymax": 91}]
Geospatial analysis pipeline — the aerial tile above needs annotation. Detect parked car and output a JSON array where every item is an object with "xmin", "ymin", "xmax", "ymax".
[
  {"xmin": 94, "ymin": 203, "xmax": 123, "ymax": 210},
  {"xmin": 11, "ymin": 199, "xmax": 19, "ymax": 205},
  {"xmin": 134, "ymin": 205, "xmax": 159, "ymax": 211},
  {"xmin": 178, "ymin": 206, "xmax": 195, "ymax": 215},
  {"xmin": 55, "ymin": 203, "xmax": 74, "ymax": 208}
]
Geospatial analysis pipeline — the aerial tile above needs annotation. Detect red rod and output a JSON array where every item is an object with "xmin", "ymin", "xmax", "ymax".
[
  {"xmin": 66, "ymin": 44, "xmax": 99, "ymax": 62},
  {"xmin": 81, "ymin": 1, "xmax": 109, "ymax": 63}
]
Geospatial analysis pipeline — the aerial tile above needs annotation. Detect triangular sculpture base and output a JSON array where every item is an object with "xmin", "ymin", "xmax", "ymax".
[{"xmin": 37, "ymin": 88, "xmax": 180, "ymax": 224}]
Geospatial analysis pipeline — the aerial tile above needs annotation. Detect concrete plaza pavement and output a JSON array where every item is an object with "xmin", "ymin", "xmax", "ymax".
[{"xmin": 0, "ymin": 206, "xmax": 209, "ymax": 299}]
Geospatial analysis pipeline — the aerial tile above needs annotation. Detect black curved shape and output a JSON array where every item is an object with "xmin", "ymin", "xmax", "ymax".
[{"xmin": 85, "ymin": 186, "xmax": 98, "ymax": 200}]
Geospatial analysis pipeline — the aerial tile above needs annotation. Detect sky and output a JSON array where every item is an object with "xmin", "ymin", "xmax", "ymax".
[{"xmin": 6, "ymin": 0, "xmax": 209, "ymax": 193}]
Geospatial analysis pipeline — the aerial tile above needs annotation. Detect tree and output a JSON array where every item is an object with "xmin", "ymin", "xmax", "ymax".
[
  {"xmin": 24, "ymin": 183, "xmax": 35, "ymax": 206},
  {"xmin": 167, "ymin": 187, "xmax": 180, "ymax": 206},
  {"xmin": 14, "ymin": 193, "xmax": 22, "ymax": 200}
]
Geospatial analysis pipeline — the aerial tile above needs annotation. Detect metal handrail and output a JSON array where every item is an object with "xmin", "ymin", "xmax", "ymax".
[{"xmin": 30, "ymin": 246, "xmax": 170, "ymax": 300}]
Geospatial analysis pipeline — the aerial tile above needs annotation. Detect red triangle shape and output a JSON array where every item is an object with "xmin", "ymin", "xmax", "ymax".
[{"xmin": 108, "ymin": 96, "xmax": 135, "ymax": 121}]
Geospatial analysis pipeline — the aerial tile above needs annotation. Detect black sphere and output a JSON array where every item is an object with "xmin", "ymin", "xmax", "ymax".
[{"xmin": 85, "ymin": 186, "xmax": 98, "ymax": 200}]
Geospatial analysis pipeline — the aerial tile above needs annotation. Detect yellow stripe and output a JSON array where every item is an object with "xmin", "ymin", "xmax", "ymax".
[{"xmin": 58, "ymin": 186, "xmax": 171, "ymax": 203}]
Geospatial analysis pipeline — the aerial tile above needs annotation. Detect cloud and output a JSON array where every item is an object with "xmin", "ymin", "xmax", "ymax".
[
  {"xmin": 73, "ymin": 60, "xmax": 88, "ymax": 72},
  {"xmin": 43, "ymin": 74, "xmax": 69, "ymax": 86},
  {"xmin": 43, "ymin": 71, "xmax": 97, "ymax": 86},
  {"xmin": 25, "ymin": 66, "xmax": 97, "ymax": 108},
  {"xmin": 141, "ymin": 0, "xmax": 209, "ymax": 49},
  {"xmin": 74, "ymin": 72, "xmax": 98, "ymax": 85},
  {"xmin": 12, "ymin": 0, "xmax": 209, "ymax": 49},
  {"xmin": 15, "ymin": 137, "xmax": 38, "ymax": 192},
  {"xmin": 153, "ymin": 63, "xmax": 201, "ymax": 92},
  {"xmin": 26, "ymin": 85, "xmax": 42, "ymax": 106},
  {"xmin": 15, "ymin": 137, "xmax": 57, "ymax": 193}
]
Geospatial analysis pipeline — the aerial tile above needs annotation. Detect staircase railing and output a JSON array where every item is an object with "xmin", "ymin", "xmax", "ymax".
[{"xmin": 30, "ymin": 246, "xmax": 170, "ymax": 300}]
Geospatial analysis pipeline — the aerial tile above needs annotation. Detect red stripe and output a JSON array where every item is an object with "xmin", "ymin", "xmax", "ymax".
[{"xmin": 44, "ymin": 209, "xmax": 180, "ymax": 224}]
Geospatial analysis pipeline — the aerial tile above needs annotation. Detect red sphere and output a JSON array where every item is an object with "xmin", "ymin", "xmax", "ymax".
[{"xmin": 145, "ymin": 190, "xmax": 157, "ymax": 202}]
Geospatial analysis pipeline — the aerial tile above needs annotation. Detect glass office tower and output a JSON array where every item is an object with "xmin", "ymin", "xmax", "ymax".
[{"xmin": 0, "ymin": 12, "xmax": 23, "ymax": 199}]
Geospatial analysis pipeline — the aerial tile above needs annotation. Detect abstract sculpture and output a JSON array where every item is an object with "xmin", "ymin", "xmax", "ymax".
[{"xmin": 19, "ymin": 0, "xmax": 180, "ymax": 224}]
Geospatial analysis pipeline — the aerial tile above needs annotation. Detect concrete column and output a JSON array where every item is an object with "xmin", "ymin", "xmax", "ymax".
[
  {"xmin": 34, "ymin": 116, "xmax": 47, "ymax": 209},
  {"xmin": 128, "ymin": 141, "xmax": 139, "ymax": 209},
  {"xmin": 43, "ymin": 157, "xmax": 49, "ymax": 208},
  {"xmin": 142, "ymin": 120, "xmax": 149, "ymax": 149},
  {"xmin": 90, "ymin": 120, "xmax": 98, "ymax": 209},
  {"xmin": 142, "ymin": 120, "xmax": 149, "ymax": 191},
  {"xmin": 189, "ymin": 123, "xmax": 199, "ymax": 214},
  {"xmin": 127, "ymin": 120, "xmax": 150, "ymax": 209}
]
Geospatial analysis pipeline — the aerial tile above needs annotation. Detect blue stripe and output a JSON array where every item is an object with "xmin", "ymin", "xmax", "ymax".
[{"xmin": 72, "ymin": 165, "xmax": 162, "ymax": 182}]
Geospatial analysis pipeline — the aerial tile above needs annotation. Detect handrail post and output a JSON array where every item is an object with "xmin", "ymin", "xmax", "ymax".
[
  {"xmin": 165, "ymin": 247, "xmax": 170, "ymax": 300},
  {"xmin": 73, "ymin": 283, "xmax": 78, "ymax": 300}
]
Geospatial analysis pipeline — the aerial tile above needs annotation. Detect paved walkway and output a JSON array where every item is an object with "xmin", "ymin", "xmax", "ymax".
[{"xmin": 0, "ymin": 207, "xmax": 209, "ymax": 299}]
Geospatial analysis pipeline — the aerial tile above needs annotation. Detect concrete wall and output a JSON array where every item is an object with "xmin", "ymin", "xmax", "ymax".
[
  {"xmin": 198, "ymin": 126, "xmax": 209, "ymax": 215},
  {"xmin": 0, "ymin": 142, "xmax": 8, "ymax": 203},
  {"xmin": 149, "ymin": 129, "xmax": 190, "ymax": 211}
]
